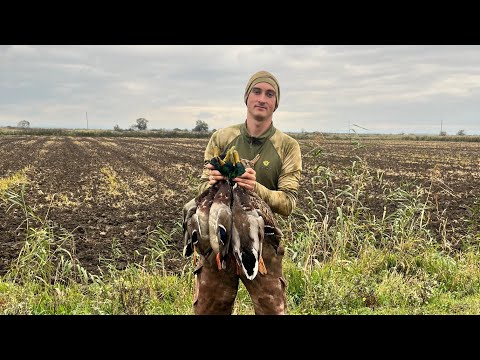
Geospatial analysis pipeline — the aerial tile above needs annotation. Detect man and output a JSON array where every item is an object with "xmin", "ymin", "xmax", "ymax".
[{"xmin": 193, "ymin": 70, "xmax": 302, "ymax": 315}]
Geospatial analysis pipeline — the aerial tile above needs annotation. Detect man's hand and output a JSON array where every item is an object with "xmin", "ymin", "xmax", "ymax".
[
  {"xmin": 206, "ymin": 163, "xmax": 257, "ymax": 192},
  {"xmin": 233, "ymin": 167, "xmax": 256, "ymax": 192},
  {"xmin": 206, "ymin": 163, "xmax": 226, "ymax": 185}
]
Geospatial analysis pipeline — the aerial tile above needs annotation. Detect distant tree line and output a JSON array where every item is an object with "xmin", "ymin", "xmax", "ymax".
[
  {"xmin": 113, "ymin": 118, "xmax": 210, "ymax": 132},
  {"xmin": 440, "ymin": 129, "xmax": 466, "ymax": 136}
]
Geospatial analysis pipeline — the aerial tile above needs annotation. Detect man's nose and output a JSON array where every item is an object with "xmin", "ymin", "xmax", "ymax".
[{"xmin": 258, "ymin": 94, "xmax": 267, "ymax": 102}]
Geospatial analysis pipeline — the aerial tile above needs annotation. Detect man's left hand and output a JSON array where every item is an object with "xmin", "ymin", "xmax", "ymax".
[{"xmin": 233, "ymin": 167, "xmax": 257, "ymax": 192}]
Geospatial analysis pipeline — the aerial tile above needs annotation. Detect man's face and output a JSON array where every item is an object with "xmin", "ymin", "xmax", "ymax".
[{"xmin": 246, "ymin": 82, "xmax": 277, "ymax": 120}]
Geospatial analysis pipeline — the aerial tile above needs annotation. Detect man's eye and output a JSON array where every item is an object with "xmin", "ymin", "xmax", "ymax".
[
  {"xmin": 267, "ymin": 92, "xmax": 275, "ymax": 98},
  {"xmin": 252, "ymin": 89, "xmax": 261, "ymax": 95}
]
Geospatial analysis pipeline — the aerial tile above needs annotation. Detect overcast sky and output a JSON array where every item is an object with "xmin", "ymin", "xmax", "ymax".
[{"xmin": 1, "ymin": 45, "xmax": 479, "ymax": 135}]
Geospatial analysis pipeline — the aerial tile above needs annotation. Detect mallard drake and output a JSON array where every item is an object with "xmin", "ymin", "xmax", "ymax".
[
  {"xmin": 182, "ymin": 183, "xmax": 218, "ymax": 259},
  {"xmin": 238, "ymin": 153, "xmax": 283, "ymax": 253},
  {"xmin": 208, "ymin": 180, "xmax": 233, "ymax": 270},
  {"xmin": 231, "ymin": 182, "xmax": 267, "ymax": 280},
  {"xmin": 247, "ymin": 190, "xmax": 283, "ymax": 254},
  {"xmin": 193, "ymin": 183, "xmax": 218, "ymax": 257}
]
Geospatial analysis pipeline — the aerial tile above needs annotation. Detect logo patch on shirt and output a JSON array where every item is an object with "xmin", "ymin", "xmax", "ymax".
[{"xmin": 263, "ymin": 160, "xmax": 270, "ymax": 167}]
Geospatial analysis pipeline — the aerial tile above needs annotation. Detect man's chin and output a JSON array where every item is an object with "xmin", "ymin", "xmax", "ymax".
[
  {"xmin": 252, "ymin": 115, "xmax": 267, "ymax": 122},
  {"xmin": 253, "ymin": 110, "xmax": 270, "ymax": 119}
]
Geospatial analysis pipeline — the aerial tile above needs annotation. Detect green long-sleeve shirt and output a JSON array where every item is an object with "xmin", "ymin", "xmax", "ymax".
[{"xmin": 197, "ymin": 121, "xmax": 302, "ymax": 216}]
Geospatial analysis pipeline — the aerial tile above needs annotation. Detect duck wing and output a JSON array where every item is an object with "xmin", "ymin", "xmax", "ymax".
[{"xmin": 182, "ymin": 197, "xmax": 198, "ymax": 257}]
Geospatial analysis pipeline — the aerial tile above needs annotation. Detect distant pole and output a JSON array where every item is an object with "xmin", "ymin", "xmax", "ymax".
[
  {"xmin": 86, "ymin": 112, "xmax": 89, "ymax": 129},
  {"xmin": 440, "ymin": 119, "xmax": 443, "ymax": 134}
]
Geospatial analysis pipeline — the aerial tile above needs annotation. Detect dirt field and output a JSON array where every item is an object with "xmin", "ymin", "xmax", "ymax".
[{"xmin": 1, "ymin": 135, "xmax": 479, "ymax": 276}]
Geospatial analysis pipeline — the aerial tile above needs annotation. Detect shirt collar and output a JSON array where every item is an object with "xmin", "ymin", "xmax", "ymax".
[{"xmin": 240, "ymin": 120, "xmax": 276, "ymax": 145}]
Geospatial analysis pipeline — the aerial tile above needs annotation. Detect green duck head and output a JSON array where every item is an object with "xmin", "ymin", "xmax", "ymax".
[{"xmin": 209, "ymin": 146, "xmax": 246, "ymax": 184}]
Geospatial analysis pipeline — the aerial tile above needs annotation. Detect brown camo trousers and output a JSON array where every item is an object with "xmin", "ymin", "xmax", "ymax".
[{"xmin": 193, "ymin": 242, "xmax": 287, "ymax": 315}]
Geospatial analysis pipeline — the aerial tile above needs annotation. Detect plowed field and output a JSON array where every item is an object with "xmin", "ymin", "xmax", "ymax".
[{"xmin": 1, "ymin": 136, "xmax": 479, "ymax": 276}]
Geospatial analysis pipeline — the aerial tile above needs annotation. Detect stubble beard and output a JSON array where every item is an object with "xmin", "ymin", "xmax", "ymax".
[{"xmin": 250, "ymin": 107, "xmax": 272, "ymax": 123}]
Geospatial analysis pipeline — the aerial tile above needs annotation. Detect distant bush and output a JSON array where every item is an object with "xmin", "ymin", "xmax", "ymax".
[
  {"xmin": 192, "ymin": 120, "xmax": 209, "ymax": 132},
  {"xmin": 17, "ymin": 120, "xmax": 30, "ymax": 128}
]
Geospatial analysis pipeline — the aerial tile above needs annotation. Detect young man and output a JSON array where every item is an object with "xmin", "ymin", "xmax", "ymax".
[{"xmin": 193, "ymin": 70, "xmax": 302, "ymax": 315}]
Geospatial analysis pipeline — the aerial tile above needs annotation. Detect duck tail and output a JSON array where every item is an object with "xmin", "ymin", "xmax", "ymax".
[
  {"xmin": 264, "ymin": 225, "xmax": 275, "ymax": 236},
  {"xmin": 250, "ymin": 154, "xmax": 261, "ymax": 166}
]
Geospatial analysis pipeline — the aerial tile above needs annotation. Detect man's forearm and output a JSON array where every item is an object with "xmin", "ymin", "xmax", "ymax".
[{"xmin": 255, "ymin": 182, "xmax": 296, "ymax": 217}]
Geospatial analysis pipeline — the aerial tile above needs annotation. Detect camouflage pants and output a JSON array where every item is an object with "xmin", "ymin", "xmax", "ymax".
[{"xmin": 193, "ymin": 242, "xmax": 287, "ymax": 315}]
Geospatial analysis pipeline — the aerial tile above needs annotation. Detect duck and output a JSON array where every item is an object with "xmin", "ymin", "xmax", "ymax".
[
  {"xmin": 208, "ymin": 180, "xmax": 233, "ymax": 270},
  {"xmin": 231, "ymin": 182, "xmax": 267, "ymax": 280},
  {"xmin": 247, "ymin": 190, "xmax": 283, "ymax": 255},
  {"xmin": 182, "ymin": 146, "xmax": 238, "ymax": 261},
  {"xmin": 193, "ymin": 183, "xmax": 218, "ymax": 258},
  {"xmin": 182, "ymin": 183, "xmax": 218, "ymax": 260},
  {"xmin": 238, "ymin": 153, "xmax": 283, "ymax": 254}
]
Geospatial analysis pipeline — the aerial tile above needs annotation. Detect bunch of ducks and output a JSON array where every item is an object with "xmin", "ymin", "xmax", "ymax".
[{"xmin": 182, "ymin": 147, "xmax": 283, "ymax": 280}]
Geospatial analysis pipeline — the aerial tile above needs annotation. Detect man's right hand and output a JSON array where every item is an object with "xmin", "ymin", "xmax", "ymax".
[{"xmin": 205, "ymin": 163, "xmax": 226, "ymax": 185}]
